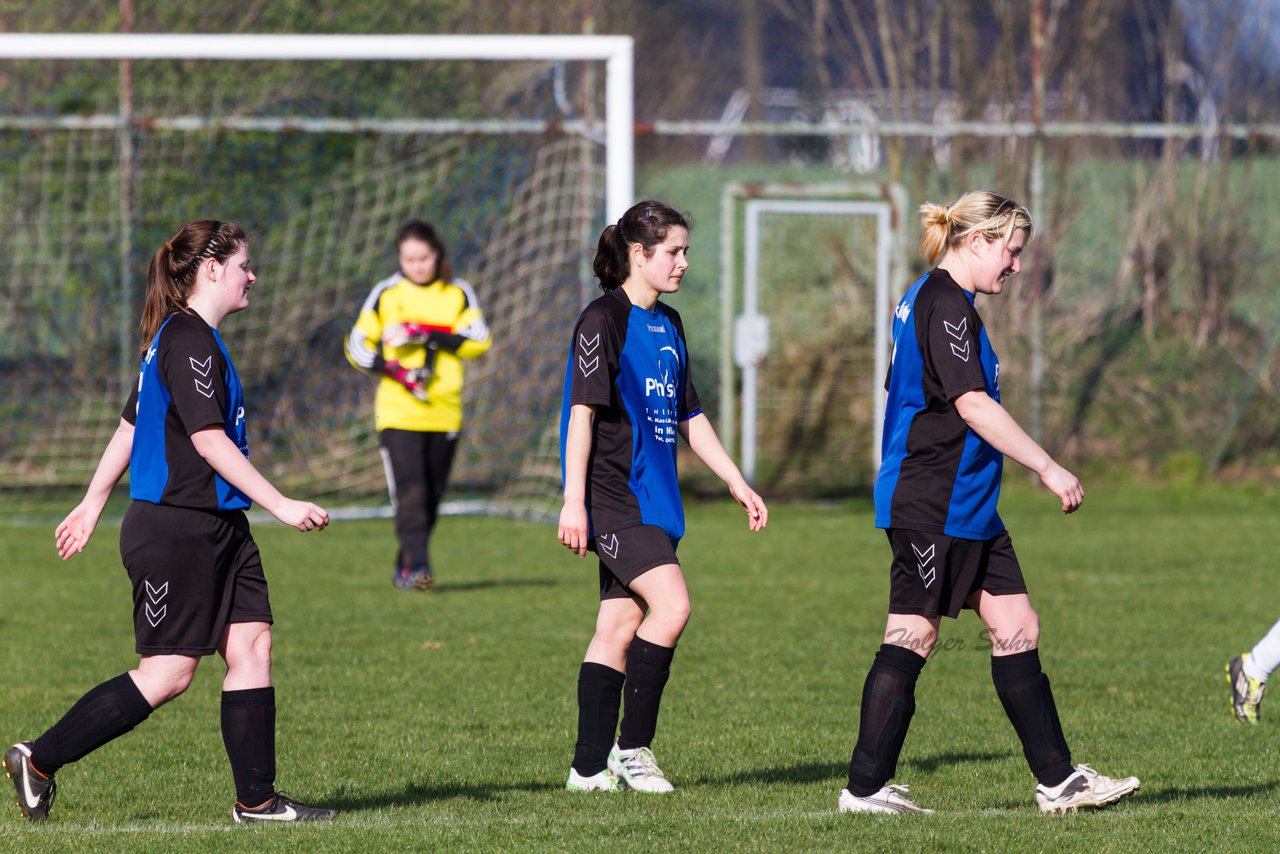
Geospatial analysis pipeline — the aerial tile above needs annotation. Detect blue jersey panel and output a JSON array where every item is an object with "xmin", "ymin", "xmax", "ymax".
[
  {"xmin": 130, "ymin": 343, "xmax": 174, "ymax": 501},
  {"xmin": 873, "ymin": 274, "xmax": 929, "ymax": 529},
  {"xmin": 616, "ymin": 304, "xmax": 687, "ymax": 542},
  {"xmin": 211, "ymin": 326, "xmax": 251, "ymax": 510}
]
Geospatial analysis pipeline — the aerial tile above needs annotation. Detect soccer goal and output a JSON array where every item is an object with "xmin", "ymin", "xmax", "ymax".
[
  {"xmin": 720, "ymin": 181, "xmax": 910, "ymax": 496},
  {"xmin": 0, "ymin": 34, "xmax": 633, "ymax": 521}
]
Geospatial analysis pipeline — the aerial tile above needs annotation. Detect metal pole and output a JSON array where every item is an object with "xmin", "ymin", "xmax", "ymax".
[
  {"xmin": 1028, "ymin": 0, "xmax": 1046, "ymax": 448},
  {"xmin": 118, "ymin": 0, "xmax": 135, "ymax": 382},
  {"xmin": 719, "ymin": 184, "xmax": 736, "ymax": 458}
]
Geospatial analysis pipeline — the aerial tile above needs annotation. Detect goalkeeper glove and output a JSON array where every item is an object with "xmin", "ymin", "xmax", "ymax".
[
  {"xmin": 384, "ymin": 360, "xmax": 430, "ymax": 401},
  {"xmin": 383, "ymin": 322, "xmax": 446, "ymax": 349}
]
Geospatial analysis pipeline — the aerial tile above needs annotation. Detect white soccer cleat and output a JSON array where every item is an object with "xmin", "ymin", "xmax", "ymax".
[
  {"xmin": 1036, "ymin": 764, "xmax": 1140, "ymax": 813},
  {"xmin": 838, "ymin": 784, "xmax": 933, "ymax": 814},
  {"xmin": 565, "ymin": 767, "xmax": 623, "ymax": 792},
  {"xmin": 608, "ymin": 745, "xmax": 674, "ymax": 793}
]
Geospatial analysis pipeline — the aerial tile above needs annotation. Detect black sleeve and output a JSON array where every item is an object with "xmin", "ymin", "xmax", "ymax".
[
  {"xmin": 569, "ymin": 307, "xmax": 617, "ymax": 408},
  {"xmin": 121, "ymin": 380, "xmax": 139, "ymax": 425},
  {"xmin": 668, "ymin": 309, "xmax": 702, "ymax": 419},
  {"xmin": 159, "ymin": 322, "xmax": 227, "ymax": 435},
  {"xmin": 921, "ymin": 289, "xmax": 987, "ymax": 402},
  {"xmin": 428, "ymin": 330, "xmax": 468, "ymax": 352}
]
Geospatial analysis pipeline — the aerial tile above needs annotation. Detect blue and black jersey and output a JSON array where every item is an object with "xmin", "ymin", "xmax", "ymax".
[
  {"xmin": 560, "ymin": 288, "xmax": 702, "ymax": 544},
  {"xmin": 123, "ymin": 312, "xmax": 251, "ymax": 512},
  {"xmin": 874, "ymin": 269, "xmax": 1004, "ymax": 539}
]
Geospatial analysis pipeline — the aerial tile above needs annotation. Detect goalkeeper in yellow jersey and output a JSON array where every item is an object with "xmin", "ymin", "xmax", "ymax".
[{"xmin": 345, "ymin": 219, "xmax": 491, "ymax": 591}]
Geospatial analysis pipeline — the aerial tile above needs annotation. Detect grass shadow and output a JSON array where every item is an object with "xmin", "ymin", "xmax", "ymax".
[
  {"xmin": 431, "ymin": 577, "xmax": 567, "ymax": 594},
  {"xmin": 322, "ymin": 778, "xmax": 563, "ymax": 811},
  {"xmin": 905, "ymin": 749, "xmax": 1011, "ymax": 773},
  {"xmin": 1133, "ymin": 779, "xmax": 1280, "ymax": 803},
  {"xmin": 693, "ymin": 761, "xmax": 846, "ymax": 787},
  {"xmin": 693, "ymin": 749, "xmax": 1014, "ymax": 788}
]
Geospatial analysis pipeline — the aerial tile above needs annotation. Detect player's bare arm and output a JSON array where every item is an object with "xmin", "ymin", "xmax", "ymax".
[
  {"xmin": 558, "ymin": 403, "xmax": 596, "ymax": 556},
  {"xmin": 55, "ymin": 418, "xmax": 134, "ymax": 559},
  {"xmin": 678, "ymin": 412, "xmax": 768, "ymax": 531},
  {"xmin": 189, "ymin": 427, "xmax": 329, "ymax": 532},
  {"xmin": 954, "ymin": 383, "xmax": 1083, "ymax": 513}
]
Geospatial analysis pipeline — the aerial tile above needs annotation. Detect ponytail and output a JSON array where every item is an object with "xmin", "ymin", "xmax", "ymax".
[
  {"xmin": 918, "ymin": 191, "xmax": 1033, "ymax": 265},
  {"xmin": 139, "ymin": 220, "xmax": 247, "ymax": 355}
]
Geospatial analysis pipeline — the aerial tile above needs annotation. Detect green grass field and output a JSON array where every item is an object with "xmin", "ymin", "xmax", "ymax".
[{"xmin": 4, "ymin": 482, "xmax": 1280, "ymax": 852}]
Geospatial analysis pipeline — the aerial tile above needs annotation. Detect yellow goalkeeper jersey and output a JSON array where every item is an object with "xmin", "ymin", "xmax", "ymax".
[{"xmin": 345, "ymin": 274, "xmax": 491, "ymax": 433}]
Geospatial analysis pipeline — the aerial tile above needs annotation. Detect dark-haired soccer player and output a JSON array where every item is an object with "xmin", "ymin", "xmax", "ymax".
[
  {"xmin": 345, "ymin": 219, "xmax": 491, "ymax": 592},
  {"xmin": 558, "ymin": 199, "xmax": 767, "ymax": 793},
  {"xmin": 5, "ymin": 221, "xmax": 333, "ymax": 823},
  {"xmin": 838, "ymin": 191, "xmax": 1139, "ymax": 815}
]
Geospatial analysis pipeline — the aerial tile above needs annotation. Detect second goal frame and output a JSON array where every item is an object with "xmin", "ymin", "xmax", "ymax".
[{"xmin": 720, "ymin": 181, "xmax": 910, "ymax": 485}]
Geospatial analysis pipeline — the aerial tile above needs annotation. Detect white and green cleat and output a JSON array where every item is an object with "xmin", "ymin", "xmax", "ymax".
[
  {"xmin": 608, "ymin": 745, "xmax": 674, "ymax": 793},
  {"xmin": 566, "ymin": 767, "xmax": 623, "ymax": 792},
  {"xmin": 1227, "ymin": 654, "xmax": 1268, "ymax": 725}
]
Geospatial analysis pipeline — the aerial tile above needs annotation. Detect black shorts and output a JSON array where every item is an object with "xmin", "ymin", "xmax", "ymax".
[
  {"xmin": 886, "ymin": 528, "xmax": 1026, "ymax": 619},
  {"xmin": 591, "ymin": 525, "xmax": 680, "ymax": 601},
  {"xmin": 119, "ymin": 502, "xmax": 273, "ymax": 656}
]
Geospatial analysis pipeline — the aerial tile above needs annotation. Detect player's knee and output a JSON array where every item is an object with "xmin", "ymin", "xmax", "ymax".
[
  {"xmin": 241, "ymin": 630, "xmax": 273, "ymax": 672},
  {"xmin": 652, "ymin": 597, "xmax": 691, "ymax": 634},
  {"xmin": 136, "ymin": 662, "xmax": 197, "ymax": 705},
  {"xmin": 598, "ymin": 619, "xmax": 640, "ymax": 652}
]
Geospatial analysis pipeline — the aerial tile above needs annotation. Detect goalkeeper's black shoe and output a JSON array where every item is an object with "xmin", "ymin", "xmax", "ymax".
[
  {"xmin": 392, "ymin": 565, "xmax": 434, "ymax": 591},
  {"xmin": 233, "ymin": 793, "xmax": 335, "ymax": 823},
  {"xmin": 409, "ymin": 565, "xmax": 435, "ymax": 591},
  {"xmin": 4, "ymin": 742, "xmax": 56, "ymax": 820}
]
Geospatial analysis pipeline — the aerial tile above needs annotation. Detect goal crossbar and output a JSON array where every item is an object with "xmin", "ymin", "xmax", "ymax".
[{"xmin": 0, "ymin": 33, "xmax": 634, "ymax": 218}]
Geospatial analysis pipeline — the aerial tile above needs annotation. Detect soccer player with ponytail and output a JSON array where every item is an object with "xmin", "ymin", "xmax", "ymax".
[
  {"xmin": 5, "ymin": 220, "xmax": 333, "ymax": 823},
  {"xmin": 837, "ymin": 191, "xmax": 1139, "ymax": 815},
  {"xmin": 558, "ymin": 199, "xmax": 767, "ymax": 793}
]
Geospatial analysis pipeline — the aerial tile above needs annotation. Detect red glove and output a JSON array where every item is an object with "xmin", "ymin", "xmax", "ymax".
[
  {"xmin": 383, "ymin": 322, "xmax": 451, "ymax": 349},
  {"xmin": 384, "ymin": 360, "xmax": 430, "ymax": 401}
]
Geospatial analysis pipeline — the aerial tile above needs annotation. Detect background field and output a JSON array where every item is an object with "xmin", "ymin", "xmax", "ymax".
[{"xmin": 3, "ymin": 483, "xmax": 1280, "ymax": 852}]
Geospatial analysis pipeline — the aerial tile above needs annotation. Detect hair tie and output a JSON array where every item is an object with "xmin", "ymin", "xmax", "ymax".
[
  {"xmin": 164, "ymin": 240, "xmax": 174, "ymax": 252},
  {"xmin": 616, "ymin": 217, "xmax": 628, "ymax": 244}
]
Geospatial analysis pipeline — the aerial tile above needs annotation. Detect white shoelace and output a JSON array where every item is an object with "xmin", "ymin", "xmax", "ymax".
[{"xmin": 619, "ymin": 748, "xmax": 667, "ymax": 779}]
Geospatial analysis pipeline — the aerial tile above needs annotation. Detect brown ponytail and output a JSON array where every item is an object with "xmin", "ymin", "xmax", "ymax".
[{"xmin": 139, "ymin": 220, "xmax": 247, "ymax": 355}]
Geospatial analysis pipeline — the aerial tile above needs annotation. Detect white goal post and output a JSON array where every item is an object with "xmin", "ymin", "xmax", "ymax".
[{"xmin": 0, "ymin": 33, "xmax": 634, "ymax": 220}]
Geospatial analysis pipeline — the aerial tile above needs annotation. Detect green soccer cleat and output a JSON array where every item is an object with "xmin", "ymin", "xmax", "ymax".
[
  {"xmin": 565, "ymin": 767, "xmax": 623, "ymax": 792},
  {"xmin": 1227, "ymin": 654, "xmax": 1268, "ymax": 724}
]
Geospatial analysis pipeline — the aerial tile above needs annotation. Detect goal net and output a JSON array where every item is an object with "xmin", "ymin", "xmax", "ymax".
[{"xmin": 0, "ymin": 35, "xmax": 631, "ymax": 521}]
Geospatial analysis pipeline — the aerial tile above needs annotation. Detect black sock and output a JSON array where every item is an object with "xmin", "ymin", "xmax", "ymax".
[
  {"xmin": 221, "ymin": 687, "xmax": 277, "ymax": 806},
  {"xmin": 617, "ymin": 636, "xmax": 676, "ymax": 751},
  {"xmin": 846, "ymin": 643, "xmax": 926, "ymax": 796},
  {"xmin": 30, "ymin": 673, "xmax": 152, "ymax": 775},
  {"xmin": 992, "ymin": 649, "xmax": 1073, "ymax": 787},
  {"xmin": 572, "ymin": 663, "xmax": 626, "ymax": 776}
]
